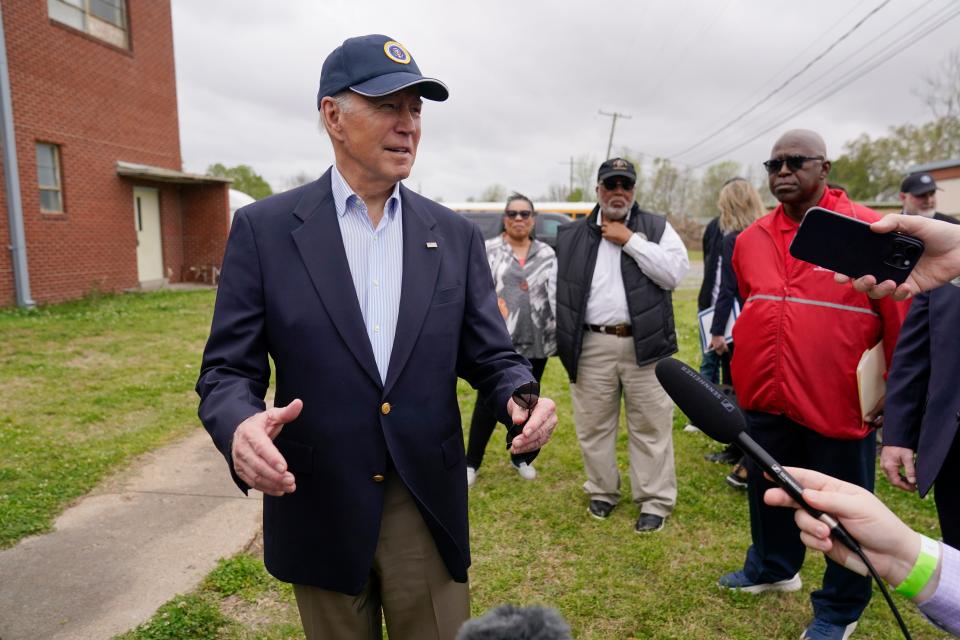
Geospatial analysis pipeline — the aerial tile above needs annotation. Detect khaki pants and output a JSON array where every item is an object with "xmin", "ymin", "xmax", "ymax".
[
  {"xmin": 293, "ymin": 469, "xmax": 470, "ymax": 640},
  {"xmin": 570, "ymin": 332, "xmax": 677, "ymax": 516}
]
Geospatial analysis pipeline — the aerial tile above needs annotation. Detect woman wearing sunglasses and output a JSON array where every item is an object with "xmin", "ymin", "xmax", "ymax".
[{"xmin": 466, "ymin": 193, "xmax": 558, "ymax": 486}]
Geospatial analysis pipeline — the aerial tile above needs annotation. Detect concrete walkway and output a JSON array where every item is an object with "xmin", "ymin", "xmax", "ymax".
[{"xmin": 0, "ymin": 431, "xmax": 261, "ymax": 640}]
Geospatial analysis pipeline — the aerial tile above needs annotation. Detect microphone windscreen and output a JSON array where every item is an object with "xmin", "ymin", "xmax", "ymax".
[{"xmin": 654, "ymin": 358, "xmax": 746, "ymax": 444}]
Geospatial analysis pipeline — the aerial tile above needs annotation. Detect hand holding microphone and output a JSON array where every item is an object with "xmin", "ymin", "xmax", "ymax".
[{"xmin": 762, "ymin": 467, "xmax": 927, "ymax": 589}]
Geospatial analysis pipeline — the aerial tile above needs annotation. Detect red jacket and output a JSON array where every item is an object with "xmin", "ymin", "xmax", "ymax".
[{"xmin": 730, "ymin": 189, "xmax": 907, "ymax": 440}]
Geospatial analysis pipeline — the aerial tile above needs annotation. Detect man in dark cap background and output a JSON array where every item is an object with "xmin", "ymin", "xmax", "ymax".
[
  {"xmin": 898, "ymin": 172, "xmax": 958, "ymax": 223},
  {"xmin": 554, "ymin": 157, "xmax": 689, "ymax": 534},
  {"xmin": 196, "ymin": 34, "xmax": 558, "ymax": 639}
]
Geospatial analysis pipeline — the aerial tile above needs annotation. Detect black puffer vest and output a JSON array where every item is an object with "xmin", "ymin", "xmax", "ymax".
[{"xmin": 555, "ymin": 203, "xmax": 678, "ymax": 383}]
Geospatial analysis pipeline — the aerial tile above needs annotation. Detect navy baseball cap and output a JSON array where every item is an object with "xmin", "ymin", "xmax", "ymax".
[
  {"xmin": 317, "ymin": 34, "xmax": 448, "ymax": 107},
  {"xmin": 900, "ymin": 172, "xmax": 939, "ymax": 195}
]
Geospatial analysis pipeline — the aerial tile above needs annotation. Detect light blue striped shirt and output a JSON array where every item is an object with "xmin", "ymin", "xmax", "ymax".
[{"xmin": 331, "ymin": 166, "xmax": 403, "ymax": 383}]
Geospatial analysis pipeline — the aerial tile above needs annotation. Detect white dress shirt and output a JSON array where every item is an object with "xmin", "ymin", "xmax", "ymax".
[
  {"xmin": 584, "ymin": 210, "xmax": 689, "ymax": 326},
  {"xmin": 331, "ymin": 165, "xmax": 403, "ymax": 383}
]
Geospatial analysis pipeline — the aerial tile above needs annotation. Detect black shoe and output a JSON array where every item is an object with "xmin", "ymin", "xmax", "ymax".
[
  {"xmin": 588, "ymin": 500, "xmax": 614, "ymax": 520},
  {"xmin": 705, "ymin": 450, "xmax": 740, "ymax": 464},
  {"xmin": 634, "ymin": 513, "xmax": 665, "ymax": 533}
]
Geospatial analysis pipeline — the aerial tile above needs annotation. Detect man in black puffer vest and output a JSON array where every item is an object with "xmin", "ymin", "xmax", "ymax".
[{"xmin": 555, "ymin": 158, "xmax": 689, "ymax": 533}]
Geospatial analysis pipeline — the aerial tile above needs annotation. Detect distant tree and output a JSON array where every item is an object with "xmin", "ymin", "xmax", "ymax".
[
  {"xmin": 284, "ymin": 171, "xmax": 315, "ymax": 191},
  {"xmin": 688, "ymin": 161, "xmax": 742, "ymax": 219},
  {"xmin": 642, "ymin": 158, "xmax": 694, "ymax": 215},
  {"xmin": 831, "ymin": 49, "xmax": 960, "ymax": 201},
  {"xmin": 207, "ymin": 163, "xmax": 273, "ymax": 200},
  {"xmin": 572, "ymin": 155, "xmax": 597, "ymax": 200},
  {"xmin": 478, "ymin": 184, "xmax": 507, "ymax": 202}
]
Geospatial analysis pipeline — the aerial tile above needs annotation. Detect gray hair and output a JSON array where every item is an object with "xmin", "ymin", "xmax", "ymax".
[
  {"xmin": 455, "ymin": 604, "xmax": 573, "ymax": 640},
  {"xmin": 319, "ymin": 90, "xmax": 355, "ymax": 135}
]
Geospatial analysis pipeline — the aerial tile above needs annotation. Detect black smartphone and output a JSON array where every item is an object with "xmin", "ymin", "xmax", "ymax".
[{"xmin": 789, "ymin": 207, "xmax": 925, "ymax": 285}]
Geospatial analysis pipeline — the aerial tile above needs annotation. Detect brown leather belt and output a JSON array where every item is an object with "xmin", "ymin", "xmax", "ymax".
[{"xmin": 583, "ymin": 323, "xmax": 632, "ymax": 337}]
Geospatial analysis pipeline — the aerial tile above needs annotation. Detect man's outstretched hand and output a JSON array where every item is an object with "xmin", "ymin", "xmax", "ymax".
[{"xmin": 231, "ymin": 399, "xmax": 302, "ymax": 496}]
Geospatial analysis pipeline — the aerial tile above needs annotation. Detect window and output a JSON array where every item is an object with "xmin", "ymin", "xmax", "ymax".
[
  {"xmin": 48, "ymin": 0, "xmax": 128, "ymax": 49},
  {"xmin": 36, "ymin": 143, "xmax": 64, "ymax": 213}
]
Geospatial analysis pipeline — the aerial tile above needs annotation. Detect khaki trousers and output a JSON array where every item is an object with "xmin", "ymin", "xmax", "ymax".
[
  {"xmin": 570, "ymin": 331, "xmax": 677, "ymax": 516},
  {"xmin": 293, "ymin": 469, "xmax": 470, "ymax": 640}
]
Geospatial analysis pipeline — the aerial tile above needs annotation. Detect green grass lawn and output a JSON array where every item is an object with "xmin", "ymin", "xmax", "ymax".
[
  {"xmin": 0, "ymin": 288, "xmax": 944, "ymax": 639},
  {"xmin": 0, "ymin": 290, "xmax": 216, "ymax": 548}
]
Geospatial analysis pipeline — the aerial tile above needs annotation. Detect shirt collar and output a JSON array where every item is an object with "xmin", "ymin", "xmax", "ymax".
[{"xmin": 331, "ymin": 165, "xmax": 402, "ymax": 219}]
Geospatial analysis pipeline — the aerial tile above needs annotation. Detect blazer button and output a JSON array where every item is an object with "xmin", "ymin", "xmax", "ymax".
[
  {"xmin": 372, "ymin": 474, "xmax": 385, "ymax": 483},
  {"xmin": 381, "ymin": 402, "xmax": 391, "ymax": 415}
]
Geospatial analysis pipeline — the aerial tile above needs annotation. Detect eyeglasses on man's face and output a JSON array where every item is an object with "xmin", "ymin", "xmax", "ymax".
[
  {"xmin": 504, "ymin": 210, "xmax": 533, "ymax": 219},
  {"xmin": 763, "ymin": 155, "xmax": 824, "ymax": 175},
  {"xmin": 601, "ymin": 178, "xmax": 636, "ymax": 191}
]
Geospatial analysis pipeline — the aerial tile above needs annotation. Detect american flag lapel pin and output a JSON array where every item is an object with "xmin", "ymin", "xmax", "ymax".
[{"xmin": 426, "ymin": 241, "xmax": 438, "ymax": 249}]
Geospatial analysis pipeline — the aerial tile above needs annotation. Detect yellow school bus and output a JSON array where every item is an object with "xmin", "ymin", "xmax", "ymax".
[{"xmin": 445, "ymin": 201, "xmax": 595, "ymax": 219}]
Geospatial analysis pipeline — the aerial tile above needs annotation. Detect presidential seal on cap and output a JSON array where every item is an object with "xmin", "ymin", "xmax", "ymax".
[
  {"xmin": 317, "ymin": 34, "xmax": 449, "ymax": 107},
  {"xmin": 597, "ymin": 157, "xmax": 637, "ymax": 182},
  {"xmin": 900, "ymin": 172, "xmax": 939, "ymax": 196}
]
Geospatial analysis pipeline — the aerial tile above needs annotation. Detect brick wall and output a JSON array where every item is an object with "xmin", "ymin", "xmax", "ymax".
[
  {"xmin": 0, "ymin": 0, "xmax": 183, "ymax": 304},
  {"xmin": 181, "ymin": 184, "xmax": 229, "ymax": 283}
]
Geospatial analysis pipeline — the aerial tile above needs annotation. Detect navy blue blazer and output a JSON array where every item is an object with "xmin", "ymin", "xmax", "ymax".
[
  {"xmin": 196, "ymin": 170, "xmax": 533, "ymax": 594},
  {"xmin": 883, "ymin": 284, "xmax": 960, "ymax": 497}
]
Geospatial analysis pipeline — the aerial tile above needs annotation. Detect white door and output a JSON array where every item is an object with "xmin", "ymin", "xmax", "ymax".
[{"xmin": 134, "ymin": 187, "xmax": 164, "ymax": 283}]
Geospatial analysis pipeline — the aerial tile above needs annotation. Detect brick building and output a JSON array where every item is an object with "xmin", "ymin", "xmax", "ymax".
[{"xmin": 0, "ymin": 0, "xmax": 230, "ymax": 307}]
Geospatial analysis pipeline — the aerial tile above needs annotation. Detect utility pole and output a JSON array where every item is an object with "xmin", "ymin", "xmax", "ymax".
[
  {"xmin": 598, "ymin": 110, "xmax": 631, "ymax": 159},
  {"xmin": 557, "ymin": 157, "xmax": 573, "ymax": 197}
]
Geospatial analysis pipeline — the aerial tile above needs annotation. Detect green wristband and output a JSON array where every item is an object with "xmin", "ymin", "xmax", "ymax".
[{"xmin": 892, "ymin": 534, "xmax": 939, "ymax": 598}]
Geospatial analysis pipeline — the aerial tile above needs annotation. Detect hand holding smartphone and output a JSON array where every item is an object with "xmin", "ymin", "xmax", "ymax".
[{"xmin": 789, "ymin": 207, "xmax": 925, "ymax": 285}]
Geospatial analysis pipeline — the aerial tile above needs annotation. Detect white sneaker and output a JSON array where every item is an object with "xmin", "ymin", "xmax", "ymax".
[
  {"xmin": 512, "ymin": 461, "xmax": 537, "ymax": 480},
  {"xmin": 683, "ymin": 423, "xmax": 701, "ymax": 433},
  {"xmin": 466, "ymin": 466, "xmax": 477, "ymax": 488}
]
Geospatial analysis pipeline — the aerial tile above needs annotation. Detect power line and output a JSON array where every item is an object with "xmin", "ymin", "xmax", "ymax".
[
  {"xmin": 689, "ymin": 0, "xmax": 872, "ymax": 138},
  {"xmin": 669, "ymin": 0, "xmax": 894, "ymax": 160},
  {"xmin": 678, "ymin": 0, "xmax": 953, "ymax": 168},
  {"xmin": 686, "ymin": 4, "xmax": 960, "ymax": 169},
  {"xmin": 686, "ymin": 1, "xmax": 959, "ymax": 168}
]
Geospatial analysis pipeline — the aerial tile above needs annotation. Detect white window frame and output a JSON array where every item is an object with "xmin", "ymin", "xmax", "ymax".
[
  {"xmin": 36, "ymin": 142, "xmax": 64, "ymax": 214},
  {"xmin": 47, "ymin": 0, "xmax": 129, "ymax": 49}
]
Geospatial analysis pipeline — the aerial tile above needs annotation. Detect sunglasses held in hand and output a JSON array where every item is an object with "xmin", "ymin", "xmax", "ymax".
[{"xmin": 506, "ymin": 381, "xmax": 540, "ymax": 465}]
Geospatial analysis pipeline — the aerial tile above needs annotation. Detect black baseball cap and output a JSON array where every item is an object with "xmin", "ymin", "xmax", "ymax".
[
  {"xmin": 317, "ymin": 34, "xmax": 448, "ymax": 108},
  {"xmin": 900, "ymin": 172, "xmax": 939, "ymax": 195},
  {"xmin": 597, "ymin": 157, "xmax": 637, "ymax": 182}
]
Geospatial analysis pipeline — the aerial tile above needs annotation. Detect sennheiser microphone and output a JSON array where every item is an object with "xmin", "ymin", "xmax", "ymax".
[
  {"xmin": 654, "ymin": 357, "xmax": 913, "ymax": 639},
  {"xmin": 653, "ymin": 358, "xmax": 859, "ymax": 553}
]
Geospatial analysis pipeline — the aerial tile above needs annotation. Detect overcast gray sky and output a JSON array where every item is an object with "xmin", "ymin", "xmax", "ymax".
[{"xmin": 171, "ymin": 0, "xmax": 960, "ymax": 202}]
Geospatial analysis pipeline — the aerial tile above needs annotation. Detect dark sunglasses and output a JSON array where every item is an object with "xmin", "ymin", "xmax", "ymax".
[
  {"xmin": 763, "ymin": 155, "xmax": 824, "ymax": 174},
  {"xmin": 601, "ymin": 178, "xmax": 636, "ymax": 191},
  {"xmin": 504, "ymin": 210, "xmax": 533, "ymax": 219}
]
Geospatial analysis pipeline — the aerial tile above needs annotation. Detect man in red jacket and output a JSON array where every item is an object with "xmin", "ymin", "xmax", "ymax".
[{"xmin": 717, "ymin": 130, "xmax": 906, "ymax": 640}]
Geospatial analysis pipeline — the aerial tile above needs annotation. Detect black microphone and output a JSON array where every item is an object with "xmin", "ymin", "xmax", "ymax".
[
  {"xmin": 653, "ymin": 358, "xmax": 860, "ymax": 554},
  {"xmin": 653, "ymin": 357, "xmax": 914, "ymax": 639}
]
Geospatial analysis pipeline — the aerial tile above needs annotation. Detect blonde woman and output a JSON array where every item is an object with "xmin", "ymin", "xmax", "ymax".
[{"xmin": 709, "ymin": 178, "xmax": 766, "ymax": 489}]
